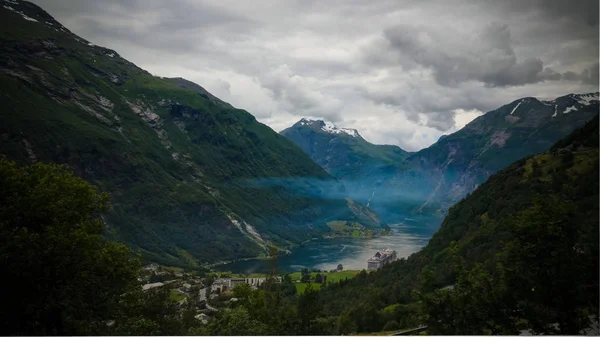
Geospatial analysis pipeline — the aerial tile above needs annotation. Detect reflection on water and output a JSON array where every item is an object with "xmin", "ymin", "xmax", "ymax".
[{"xmin": 214, "ymin": 219, "xmax": 439, "ymax": 274}]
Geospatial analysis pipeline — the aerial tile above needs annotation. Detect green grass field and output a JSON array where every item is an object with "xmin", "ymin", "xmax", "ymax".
[
  {"xmin": 169, "ymin": 289, "xmax": 186, "ymax": 302},
  {"xmin": 289, "ymin": 270, "xmax": 360, "ymax": 282},
  {"xmin": 212, "ymin": 269, "xmax": 360, "ymax": 294},
  {"xmin": 289, "ymin": 270, "xmax": 360, "ymax": 294},
  {"xmin": 295, "ymin": 282, "xmax": 322, "ymax": 293}
]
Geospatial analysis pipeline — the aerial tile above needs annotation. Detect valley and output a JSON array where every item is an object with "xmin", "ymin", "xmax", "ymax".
[
  {"xmin": 0, "ymin": 1, "xmax": 598, "ymax": 336},
  {"xmin": 0, "ymin": 0, "xmax": 385, "ymax": 267}
]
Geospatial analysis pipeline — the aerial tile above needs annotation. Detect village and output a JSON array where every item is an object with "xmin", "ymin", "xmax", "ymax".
[
  {"xmin": 138, "ymin": 261, "xmax": 363, "ymax": 325},
  {"xmin": 139, "ymin": 263, "xmax": 290, "ymax": 324}
]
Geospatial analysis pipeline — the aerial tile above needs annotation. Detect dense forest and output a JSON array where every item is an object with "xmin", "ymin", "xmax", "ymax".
[{"xmin": 1, "ymin": 116, "xmax": 597, "ymax": 335}]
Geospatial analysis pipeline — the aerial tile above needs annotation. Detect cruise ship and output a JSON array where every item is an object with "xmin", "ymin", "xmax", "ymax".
[{"xmin": 367, "ymin": 248, "xmax": 397, "ymax": 270}]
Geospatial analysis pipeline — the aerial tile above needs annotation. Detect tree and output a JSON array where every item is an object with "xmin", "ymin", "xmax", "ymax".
[
  {"xmin": 300, "ymin": 268, "xmax": 311, "ymax": 283},
  {"xmin": 112, "ymin": 287, "xmax": 185, "ymax": 336},
  {"xmin": 336, "ymin": 311, "xmax": 357, "ymax": 335},
  {"xmin": 298, "ymin": 284, "xmax": 322, "ymax": 334},
  {"xmin": 233, "ymin": 283, "xmax": 252, "ymax": 301},
  {"xmin": 500, "ymin": 196, "xmax": 597, "ymax": 334},
  {"xmin": 337, "ymin": 264, "xmax": 344, "ymax": 271},
  {"xmin": 0, "ymin": 158, "xmax": 141, "ymax": 335},
  {"xmin": 205, "ymin": 273, "xmax": 215, "ymax": 287},
  {"xmin": 203, "ymin": 306, "xmax": 271, "ymax": 335}
]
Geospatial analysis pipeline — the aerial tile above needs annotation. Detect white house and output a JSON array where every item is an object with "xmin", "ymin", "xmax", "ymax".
[{"xmin": 142, "ymin": 282, "xmax": 164, "ymax": 291}]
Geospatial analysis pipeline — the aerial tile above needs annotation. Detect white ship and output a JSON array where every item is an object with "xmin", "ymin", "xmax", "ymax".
[{"xmin": 367, "ymin": 248, "xmax": 397, "ymax": 270}]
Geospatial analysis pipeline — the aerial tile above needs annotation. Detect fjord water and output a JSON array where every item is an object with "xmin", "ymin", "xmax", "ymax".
[{"xmin": 215, "ymin": 218, "xmax": 439, "ymax": 274}]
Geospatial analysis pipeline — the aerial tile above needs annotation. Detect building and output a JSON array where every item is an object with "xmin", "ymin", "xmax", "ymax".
[
  {"xmin": 142, "ymin": 282, "xmax": 164, "ymax": 291},
  {"xmin": 195, "ymin": 313, "xmax": 211, "ymax": 325},
  {"xmin": 181, "ymin": 283, "xmax": 192, "ymax": 293},
  {"xmin": 229, "ymin": 278, "xmax": 247, "ymax": 288},
  {"xmin": 143, "ymin": 263, "xmax": 158, "ymax": 274},
  {"xmin": 213, "ymin": 276, "xmax": 283, "ymax": 289},
  {"xmin": 367, "ymin": 248, "xmax": 397, "ymax": 271}
]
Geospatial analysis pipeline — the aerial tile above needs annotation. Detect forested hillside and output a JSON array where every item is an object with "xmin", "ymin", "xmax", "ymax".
[
  {"xmin": 0, "ymin": 1, "xmax": 383, "ymax": 266},
  {"xmin": 198, "ymin": 115, "xmax": 598, "ymax": 335}
]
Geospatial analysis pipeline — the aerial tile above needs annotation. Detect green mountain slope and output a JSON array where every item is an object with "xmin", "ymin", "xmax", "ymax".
[
  {"xmin": 309, "ymin": 115, "xmax": 599, "ymax": 334},
  {"xmin": 0, "ymin": 1, "xmax": 382, "ymax": 266}
]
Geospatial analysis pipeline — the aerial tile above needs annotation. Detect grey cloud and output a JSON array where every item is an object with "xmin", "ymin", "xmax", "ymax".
[
  {"xmin": 560, "ymin": 63, "xmax": 599, "ymax": 85},
  {"xmin": 379, "ymin": 22, "xmax": 562, "ymax": 88},
  {"xmin": 499, "ymin": 0, "xmax": 598, "ymax": 27},
  {"xmin": 580, "ymin": 63, "xmax": 600, "ymax": 86},
  {"xmin": 29, "ymin": 0, "xmax": 600, "ymax": 149},
  {"xmin": 34, "ymin": 0, "xmax": 259, "ymax": 54},
  {"xmin": 216, "ymin": 79, "xmax": 231, "ymax": 94},
  {"xmin": 422, "ymin": 112, "xmax": 456, "ymax": 131}
]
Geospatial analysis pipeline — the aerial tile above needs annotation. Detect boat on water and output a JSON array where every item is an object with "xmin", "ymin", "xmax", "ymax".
[{"xmin": 367, "ymin": 248, "xmax": 397, "ymax": 271}]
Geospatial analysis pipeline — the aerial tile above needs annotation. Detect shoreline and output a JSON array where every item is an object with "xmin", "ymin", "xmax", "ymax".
[{"xmin": 207, "ymin": 229, "xmax": 394, "ymax": 269}]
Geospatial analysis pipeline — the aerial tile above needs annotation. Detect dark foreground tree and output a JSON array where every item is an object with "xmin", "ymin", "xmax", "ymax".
[{"xmin": 0, "ymin": 158, "xmax": 141, "ymax": 335}]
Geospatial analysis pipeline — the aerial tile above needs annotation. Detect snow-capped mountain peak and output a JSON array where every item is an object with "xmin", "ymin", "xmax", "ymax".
[
  {"xmin": 573, "ymin": 92, "xmax": 599, "ymax": 106},
  {"xmin": 297, "ymin": 118, "xmax": 360, "ymax": 138}
]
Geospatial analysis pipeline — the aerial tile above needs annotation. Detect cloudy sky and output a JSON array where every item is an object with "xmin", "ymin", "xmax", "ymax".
[{"xmin": 32, "ymin": 0, "xmax": 598, "ymax": 151}]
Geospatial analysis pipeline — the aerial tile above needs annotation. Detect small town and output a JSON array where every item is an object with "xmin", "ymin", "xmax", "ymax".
[
  {"xmin": 135, "ymin": 249, "xmax": 398, "ymax": 326},
  {"xmin": 138, "ymin": 260, "xmax": 363, "ymax": 326}
]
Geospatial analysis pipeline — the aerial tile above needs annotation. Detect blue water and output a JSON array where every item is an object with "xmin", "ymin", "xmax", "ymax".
[{"xmin": 214, "ymin": 220, "xmax": 438, "ymax": 274}]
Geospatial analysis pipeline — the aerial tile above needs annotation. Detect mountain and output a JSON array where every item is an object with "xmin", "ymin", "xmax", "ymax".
[
  {"xmin": 282, "ymin": 93, "xmax": 599, "ymax": 223},
  {"xmin": 310, "ymin": 115, "xmax": 599, "ymax": 334},
  {"xmin": 397, "ymin": 92, "xmax": 600, "ymax": 215},
  {"xmin": 281, "ymin": 119, "xmax": 410, "ymax": 179},
  {"xmin": 280, "ymin": 119, "xmax": 411, "ymax": 216},
  {"xmin": 0, "ymin": 1, "xmax": 383, "ymax": 267}
]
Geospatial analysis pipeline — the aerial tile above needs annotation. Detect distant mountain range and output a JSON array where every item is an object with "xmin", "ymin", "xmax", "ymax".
[
  {"xmin": 282, "ymin": 92, "xmax": 599, "ymax": 223},
  {"xmin": 0, "ymin": 1, "xmax": 383, "ymax": 266}
]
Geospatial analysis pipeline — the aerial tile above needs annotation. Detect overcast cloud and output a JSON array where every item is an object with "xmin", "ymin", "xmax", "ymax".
[{"xmin": 31, "ymin": 0, "xmax": 598, "ymax": 151}]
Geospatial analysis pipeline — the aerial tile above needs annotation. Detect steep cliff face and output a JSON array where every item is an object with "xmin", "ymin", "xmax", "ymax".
[{"xmin": 0, "ymin": 0, "xmax": 382, "ymax": 266}]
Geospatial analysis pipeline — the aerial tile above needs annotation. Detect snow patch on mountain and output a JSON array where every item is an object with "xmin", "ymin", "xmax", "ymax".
[
  {"xmin": 298, "ymin": 118, "xmax": 360, "ymax": 137},
  {"xmin": 509, "ymin": 101, "xmax": 522, "ymax": 115},
  {"xmin": 299, "ymin": 118, "xmax": 318, "ymax": 126},
  {"xmin": 321, "ymin": 120, "xmax": 360, "ymax": 137},
  {"xmin": 3, "ymin": 3, "xmax": 38, "ymax": 22},
  {"xmin": 564, "ymin": 106, "xmax": 578, "ymax": 114},
  {"xmin": 575, "ymin": 92, "xmax": 599, "ymax": 106},
  {"xmin": 21, "ymin": 13, "xmax": 37, "ymax": 22}
]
